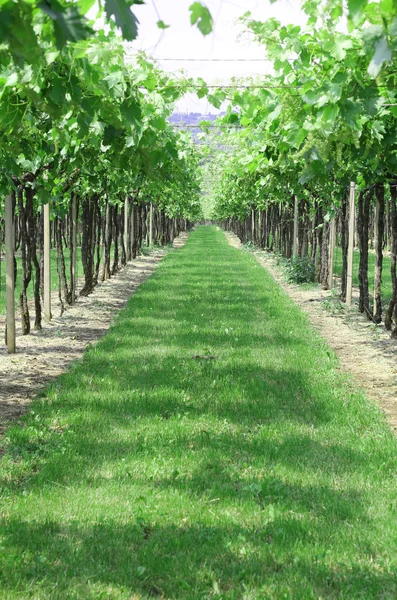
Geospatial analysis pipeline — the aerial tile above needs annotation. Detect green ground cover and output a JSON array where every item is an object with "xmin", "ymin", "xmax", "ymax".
[{"xmin": 1, "ymin": 226, "xmax": 397, "ymax": 599}]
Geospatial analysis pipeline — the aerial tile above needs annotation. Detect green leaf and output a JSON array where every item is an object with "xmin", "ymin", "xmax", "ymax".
[
  {"xmin": 157, "ymin": 20, "xmax": 170, "ymax": 29},
  {"xmin": 38, "ymin": 2, "xmax": 92, "ymax": 47},
  {"xmin": 45, "ymin": 50, "xmax": 60, "ymax": 64},
  {"xmin": 125, "ymin": 135, "xmax": 136, "ymax": 148},
  {"xmin": 322, "ymin": 104, "xmax": 339, "ymax": 124},
  {"xmin": 151, "ymin": 116, "xmax": 167, "ymax": 130},
  {"xmin": 330, "ymin": 5, "xmax": 343, "ymax": 19},
  {"xmin": 104, "ymin": 69, "xmax": 124, "ymax": 89},
  {"xmin": 303, "ymin": 90, "xmax": 323, "ymax": 105},
  {"xmin": 105, "ymin": 0, "xmax": 139, "ymax": 40},
  {"xmin": 189, "ymin": 2, "xmax": 213, "ymax": 36},
  {"xmin": 5, "ymin": 73, "xmax": 18, "ymax": 87},
  {"xmin": 328, "ymin": 83, "xmax": 342, "ymax": 102},
  {"xmin": 0, "ymin": 4, "xmax": 41, "ymax": 63},
  {"xmin": 380, "ymin": 0, "xmax": 393, "ymax": 14},
  {"xmin": 347, "ymin": 0, "xmax": 368, "ymax": 24},
  {"xmin": 121, "ymin": 100, "xmax": 142, "ymax": 125},
  {"xmin": 103, "ymin": 124, "xmax": 123, "ymax": 145},
  {"xmin": 77, "ymin": 0, "xmax": 96, "ymax": 14},
  {"xmin": 267, "ymin": 105, "xmax": 282, "ymax": 123},
  {"xmin": 368, "ymin": 36, "xmax": 391, "ymax": 77}
]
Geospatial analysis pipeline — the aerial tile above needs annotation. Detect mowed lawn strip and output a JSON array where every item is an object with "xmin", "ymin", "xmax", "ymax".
[{"xmin": 1, "ymin": 226, "xmax": 397, "ymax": 599}]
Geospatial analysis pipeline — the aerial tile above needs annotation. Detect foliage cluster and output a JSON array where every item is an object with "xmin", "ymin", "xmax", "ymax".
[
  {"xmin": 286, "ymin": 255, "xmax": 316, "ymax": 284},
  {"xmin": 0, "ymin": 2, "xmax": 210, "ymax": 222},
  {"xmin": 203, "ymin": 0, "xmax": 397, "ymax": 221}
]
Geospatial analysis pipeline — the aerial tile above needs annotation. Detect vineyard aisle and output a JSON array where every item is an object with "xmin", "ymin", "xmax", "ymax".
[{"xmin": 2, "ymin": 226, "xmax": 397, "ymax": 599}]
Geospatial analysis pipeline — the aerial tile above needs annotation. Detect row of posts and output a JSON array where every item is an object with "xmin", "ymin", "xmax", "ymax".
[
  {"xmin": 291, "ymin": 181, "xmax": 356, "ymax": 304},
  {"xmin": 4, "ymin": 197, "xmax": 154, "ymax": 355}
]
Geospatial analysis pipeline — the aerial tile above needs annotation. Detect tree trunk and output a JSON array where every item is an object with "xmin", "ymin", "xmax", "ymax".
[
  {"xmin": 55, "ymin": 217, "xmax": 71, "ymax": 306},
  {"xmin": 80, "ymin": 196, "xmax": 96, "ymax": 296},
  {"xmin": 94, "ymin": 201, "xmax": 102, "ymax": 286},
  {"xmin": 358, "ymin": 188, "xmax": 373, "ymax": 318},
  {"xmin": 340, "ymin": 191, "xmax": 349, "ymax": 301},
  {"xmin": 373, "ymin": 183, "xmax": 385, "ymax": 323},
  {"xmin": 101, "ymin": 201, "xmax": 112, "ymax": 281},
  {"xmin": 320, "ymin": 220, "xmax": 329, "ymax": 290},
  {"xmin": 25, "ymin": 188, "xmax": 42, "ymax": 330},
  {"xmin": 385, "ymin": 184, "xmax": 397, "ymax": 334},
  {"xmin": 18, "ymin": 186, "xmax": 31, "ymax": 335},
  {"xmin": 112, "ymin": 203, "xmax": 120, "ymax": 275}
]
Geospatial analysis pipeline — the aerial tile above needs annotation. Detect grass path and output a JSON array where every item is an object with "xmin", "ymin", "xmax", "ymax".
[{"xmin": 1, "ymin": 226, "xmax": 397, "ymax": 599}]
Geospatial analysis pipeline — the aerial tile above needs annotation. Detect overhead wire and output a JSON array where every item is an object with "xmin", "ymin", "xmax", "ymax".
[{"xmin": 126, "ymin": 57, "xmax": 290, "ymax": 62}]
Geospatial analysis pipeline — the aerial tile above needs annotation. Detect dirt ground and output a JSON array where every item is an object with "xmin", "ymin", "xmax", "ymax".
[
  {"xmin": 225, "ymin": 231, "xmax": 397, "ymax": 432},
  {"xmin": 0, "ymin": 233, "xmax": 189, "ymax": 437}
]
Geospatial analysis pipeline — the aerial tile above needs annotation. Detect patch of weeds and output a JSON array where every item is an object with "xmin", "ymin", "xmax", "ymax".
[
  {"xmin": 367, "ymin": 322, "xmax": 384, "ymax": 340},
  {"xmin": 243, "ymin": 241, "xmax": 256, "ymax": 251},
  {"xmin": 323, "ymin": 290, "xmax": 347, "ymax": 315},
  {"xmin": 139, "ymin": 245, "xmax": 150, "ymax": 256},
  {"xmin": 270, "ymin": 251, "xmax": 287, "ymax": 268},
  {"xmin": 286, "ymin": 255, "xmax": 315, "ymax": 284}
]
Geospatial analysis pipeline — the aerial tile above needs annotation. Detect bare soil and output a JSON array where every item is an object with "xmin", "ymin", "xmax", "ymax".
[
  {"xmin": 224, "ymin": 231, "xmax": 397, "ymax": 432},
  {"xmin": 0, "ymin": 234, "xmax": 189, "ymax": 437}
]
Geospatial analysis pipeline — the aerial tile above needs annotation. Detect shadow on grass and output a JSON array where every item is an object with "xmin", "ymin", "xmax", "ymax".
[
  {"xmin": 1, "ymin": 227, "xmax": 397, "ymax": 598},
  {"xmin": 2, "ymin": 517, "xmax": 396, "ymax": 599}
]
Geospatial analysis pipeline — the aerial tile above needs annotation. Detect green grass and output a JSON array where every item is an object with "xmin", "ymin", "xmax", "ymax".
[
  {"xmin": 1, "ymin": 226, "xmax": 397, "ymax": 599},
  {"xmin": 0, "ymin": 248, "xmax": 83, "ymax": 315}
]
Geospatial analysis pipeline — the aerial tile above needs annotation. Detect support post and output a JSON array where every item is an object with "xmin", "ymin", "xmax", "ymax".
[
  {"xmin": 43, "ymin": 203, "xmax": 52, "ymax": 322},
  {"xmin": 293, "ymin": 196, "xmax": 298, "ymax": 257},
  {"xmin": 149, "ymin": 202, "xmax": 153, "ymax": 246},
  {"xmin": 328, "ymin": 216, "xmax": 336, "ymax": 290},
  {"xmin": 5, "ymin": 194, "xmax": 15, "ymax": 353},
  {"xmin": 71, "ymin": 194, "xmax": 77, "ymax": 304},
  {"xmin": 346, "ymin": 182, "xmax": 356, "ymax": 307}
]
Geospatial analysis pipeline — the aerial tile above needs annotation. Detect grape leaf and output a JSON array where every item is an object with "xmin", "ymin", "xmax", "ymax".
[
  {"xmin": 38, "ymin": 2, "xmax": 92, "ymax": 47},
  {"xmin": 105, "ymin": 0, "xmax": 139, "ymax": 40},
  {"xmin": 189, "ymin": 2, "xmax": 213, "ymax": 36},
  {"xmin": 368, "ymin": 36, "xmax": 391, "ymax": 77},
  {"xmin": 347, "ymin": 0, "xmax": 368, "ymax": 24}
]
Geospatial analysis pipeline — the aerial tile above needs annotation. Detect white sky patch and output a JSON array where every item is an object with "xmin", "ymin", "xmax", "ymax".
[{"xmin": 124, "ymin": 0, "xmax": 306, "ymax": 113}]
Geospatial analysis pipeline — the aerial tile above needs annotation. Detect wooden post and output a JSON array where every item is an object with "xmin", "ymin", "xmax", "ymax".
[
  {"xmin": 328, "ymin": 216, "xmax": 336, "ymax": 290},
  {"xmin": 346, "ymin": 182, "xmax": 356, "ymax": 307},
  {"xmin": 149, "ymin": 202, "xmax": 153, "ymax": 246},
  {"xmin": 43, "ymin": 203, "xmax": 52, "ymax": 322},
  {"xmin": 71, "ymin": 194, "xmax": 77, "ymax": 304},
  {"xmin": 293, "ymin": 196, "xmax": 298, "ymax": 257},
  {"xmin": 5, "ymin": 194, "xmax": 15, "ymax": 353}
]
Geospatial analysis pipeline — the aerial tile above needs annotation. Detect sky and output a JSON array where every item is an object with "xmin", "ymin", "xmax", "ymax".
[{"xmin": 125, "ymin": 0, "xmax": 306, "ymax": 114}]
